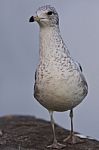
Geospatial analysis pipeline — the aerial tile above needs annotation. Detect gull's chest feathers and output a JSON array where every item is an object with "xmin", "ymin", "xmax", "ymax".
[
  {"xmin": 34, "ymin": 27, "xmax": 88, "ymax": 111},
  {"xmin": 37, "ymin": 27, "xmax": 79, "ymax": 81}
]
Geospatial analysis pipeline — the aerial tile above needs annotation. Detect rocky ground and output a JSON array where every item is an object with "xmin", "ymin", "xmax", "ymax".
[{"xmin": 0, "ymin": 115, "xmax": 99, "ymax": 150}]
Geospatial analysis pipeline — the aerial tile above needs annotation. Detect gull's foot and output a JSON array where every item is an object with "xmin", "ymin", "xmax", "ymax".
[
  {"xmin": 47, "ymin": 141, "xmax": 66, "ymax": 149},
  {"xmin": 63, "ymin": 134, "xmax": 84, "ymax": 144}
]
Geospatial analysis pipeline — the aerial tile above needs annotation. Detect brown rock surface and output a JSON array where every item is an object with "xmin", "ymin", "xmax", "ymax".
[{"xmin": 0, "ymin": 115, "xmax": 99, "ymax": 150}]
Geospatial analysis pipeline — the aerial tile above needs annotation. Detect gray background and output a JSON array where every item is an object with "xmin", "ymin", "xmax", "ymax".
[{"xmin": 0, "ymin": 0, "xmax": 99, "ymax": 139}]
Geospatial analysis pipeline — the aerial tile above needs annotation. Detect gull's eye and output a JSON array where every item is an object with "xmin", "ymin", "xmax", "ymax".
[{"xmin": 47, "ymin": 11, "xmax": 53, "ymax": 15}]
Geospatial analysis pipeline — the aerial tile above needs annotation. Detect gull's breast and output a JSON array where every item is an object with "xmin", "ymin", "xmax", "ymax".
[{"xmin": 34, "ymin": 64, "xmax": 88, "ymax": 111}]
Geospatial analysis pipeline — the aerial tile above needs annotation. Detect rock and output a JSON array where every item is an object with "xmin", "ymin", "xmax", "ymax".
[
  {"xmin": 0, "ymin": 130, "xmax": 3, "ymax": 136},
  {"xmin": 0, "ymin": 115, "xmax": 99, "ymax": 150}
]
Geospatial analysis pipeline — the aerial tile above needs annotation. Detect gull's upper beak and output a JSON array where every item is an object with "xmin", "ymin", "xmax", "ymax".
[{"xmin": 29, "ymin": 16, "xmax": 40, "ymax": 22}]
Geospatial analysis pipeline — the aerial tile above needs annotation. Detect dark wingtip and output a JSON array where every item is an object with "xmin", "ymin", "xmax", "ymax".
[{"xmin": 29, "ymin": 16, "xmax": 34, "ymax": 22}]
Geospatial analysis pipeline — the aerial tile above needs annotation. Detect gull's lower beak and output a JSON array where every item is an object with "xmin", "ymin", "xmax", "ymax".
[{"xmin": 29, "ymin": 16, "xmax": 40, "ymax": 22}]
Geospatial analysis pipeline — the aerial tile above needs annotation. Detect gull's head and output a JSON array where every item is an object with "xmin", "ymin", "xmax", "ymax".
[{"xmin": 29, "ymin": 5, "xmax": 59, "ymax": 27}]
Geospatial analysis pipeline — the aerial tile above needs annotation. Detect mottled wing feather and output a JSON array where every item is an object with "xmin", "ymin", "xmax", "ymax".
[{"xmin": 78, "ymin": 62, "xmax": 83, "ymax": 72}]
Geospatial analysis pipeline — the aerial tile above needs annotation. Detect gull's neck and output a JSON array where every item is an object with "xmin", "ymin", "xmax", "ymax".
[{"xmin": 39, "ymin": 25, "xmax": 70, "ymax": 62}]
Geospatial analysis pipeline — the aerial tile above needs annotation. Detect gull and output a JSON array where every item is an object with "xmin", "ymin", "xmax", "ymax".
[{"xmin": 29, "ymin": 5, "xmax": 88, "ymax": 149}]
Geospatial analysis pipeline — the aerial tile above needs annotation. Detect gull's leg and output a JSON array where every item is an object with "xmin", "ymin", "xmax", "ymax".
[
  {"xmin": 70, "ymin": 109, "xmax": 73, "ymax": 139},
  {"xmin": 63, "ymin": 109, "xmax": 74, "ymax": 143},
  {"xmin": 64, "ymin": 109, "xmax": 84, "ymax": 144},
  {"xmin": 47, "ymin": 111, "xmax": 65, "ymax": 149}
]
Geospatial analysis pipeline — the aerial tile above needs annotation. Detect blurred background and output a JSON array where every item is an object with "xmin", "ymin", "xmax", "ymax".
[{"xmin": 0, "ymin": 0, "xmax": 99, "ymax": 140}]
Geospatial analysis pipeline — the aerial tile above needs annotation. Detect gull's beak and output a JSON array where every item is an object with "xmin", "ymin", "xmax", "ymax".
[{"xmin": 29, "ymin": 16, "xmax": 40, "ymax": 22}]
